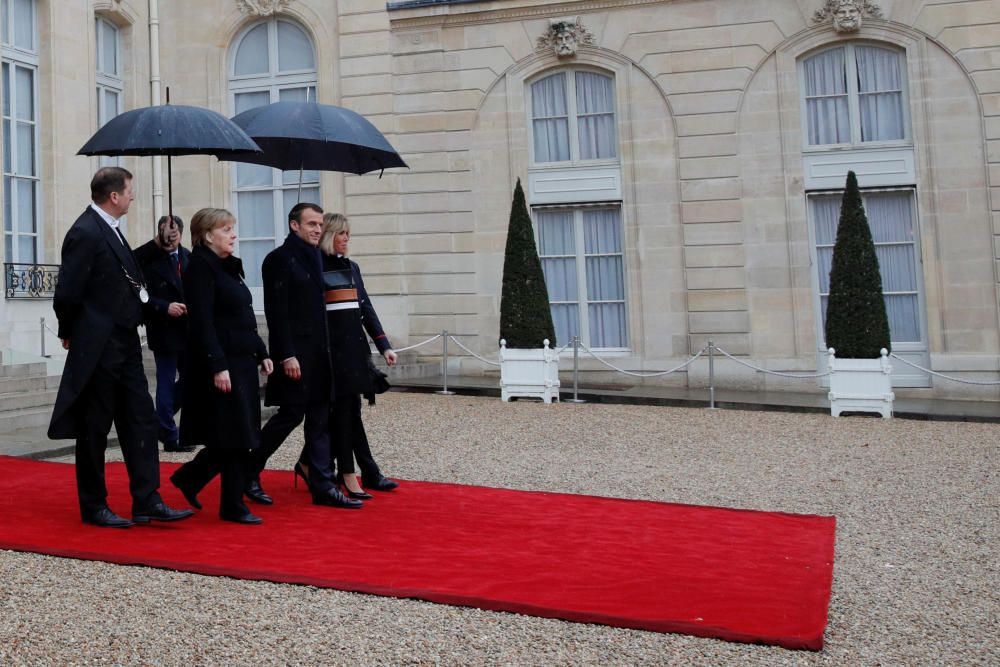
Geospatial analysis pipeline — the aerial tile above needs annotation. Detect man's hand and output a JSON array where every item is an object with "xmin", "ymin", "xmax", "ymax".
[
  {"xmin": 282, "ymin": 357, "xmax": 302, "ymax": 380},
  {"xmin": 213, "ymin": 370, "xmax": 232, "ymax": 393},
  {"xmin": 260, "ymin": 358, "xmax": 274, "ymax": 376},
  {"xmin": 167, "ymin": 302, "xmax": 187, "ymax": 317},
  {"xmin": 383, "ymin": 349, "xmax": 398, "ymax": 367},
  {"xmin": 61, "ymin": 339, "xmax": 70, "ymax": 350}
]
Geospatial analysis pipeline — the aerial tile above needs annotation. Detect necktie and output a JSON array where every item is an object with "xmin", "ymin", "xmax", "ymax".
[
  {"xmin": 114, "ymin": 227, "xmax": 127, "ymax": 246},
  {"xmin": 172, "ymin": 251, "xmax": 181, "ymax": 277}
]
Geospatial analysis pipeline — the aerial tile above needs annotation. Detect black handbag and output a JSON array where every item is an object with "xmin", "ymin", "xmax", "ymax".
[{"xmin": 365, "ymin": 354, "xmax": 390, "ymax": 404}]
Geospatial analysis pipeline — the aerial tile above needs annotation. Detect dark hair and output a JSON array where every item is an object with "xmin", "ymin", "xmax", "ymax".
[
  {"xmin": 90, "ymin": 167, "xmax": 133, "ymax": 204},
  {"xmin": 288, "ymin": 202, "xmax": 323, "ymax": 229},
  {"xmin": 157, "ymin": 215, "xmax": 184, "ymax": 233}
]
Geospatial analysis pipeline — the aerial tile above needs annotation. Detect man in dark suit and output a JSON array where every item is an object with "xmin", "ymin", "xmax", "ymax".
[
  {"xmin": 135, "ymin": 215, "xmax": 193, "ymax": 453},
  {"xmin": 249, "ymin": 202, "xmax": 360, "ymax": 509},
  {"xmin": 48, "ymin": 167, "xmax": 194, "ymax": 528}
]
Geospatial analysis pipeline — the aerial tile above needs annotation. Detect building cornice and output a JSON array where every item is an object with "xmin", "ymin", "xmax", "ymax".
[{"xmin": 388, "ymin": 0, "xmax": 674, "ymax": 29}]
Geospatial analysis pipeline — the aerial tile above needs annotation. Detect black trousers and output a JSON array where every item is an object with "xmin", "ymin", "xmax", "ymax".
[
  {"xmin": 328, "ymin": 394, "xmax": 382, "ymax": 479},
  {"xmin": 171, "ymin": 447, "xmax": 250, "ymax": 517},
  {"xmin": 254, "ymin": 402, "xmax": 335, "ymax": 493},
  {"xmin": 74, "ymin": 326, "xmax": 162, "ymax": 517}
]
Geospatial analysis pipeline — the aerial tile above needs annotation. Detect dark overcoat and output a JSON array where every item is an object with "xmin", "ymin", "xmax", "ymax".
[
  {"xmin": 48, "ymin": 206, "xmax": 144, "ymax": 439},
  {"xmin": 135, "ymin": 240, "xmax": 190, "ymax": 353},
  {"xmin": 180, "ymin": 245, "xmax": 268, "ymax": 450},
  {"xmin": 262, "ymin": 232, "xmax": 333, "ymax": 407}
]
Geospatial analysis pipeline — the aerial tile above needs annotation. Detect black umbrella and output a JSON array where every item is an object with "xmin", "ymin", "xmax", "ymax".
[
  {"xmin": 78, "ymin": 102, "xmax": 262, "ymax": 221},
  {"xmin": 221, "ymin": 101, "xmax": 407, "ymax": 179}
]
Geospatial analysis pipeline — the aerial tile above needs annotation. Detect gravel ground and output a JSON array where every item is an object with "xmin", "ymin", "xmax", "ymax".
[{"xmin": 1, "ymin": 391, "xmax": 998, "ymax": 665}]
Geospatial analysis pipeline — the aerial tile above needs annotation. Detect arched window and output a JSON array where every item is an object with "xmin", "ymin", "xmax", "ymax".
[
  {"xmin": 801, "ymin": 44, "xmax": 907, "ymax": 147},
  {"xmin": 2, "ymin": 0, "xmax": 39, "ymax": 263},
  {"xmin": 228, "ymin": 18, "xmax": 317, "ymax": 291},
  {"xmin": 95, "ymin": 17, "xmax": 122, "ymax": 168},
  {"xmin": 530, "ymin": 70, "xmax": 617, "ymax": 164}
]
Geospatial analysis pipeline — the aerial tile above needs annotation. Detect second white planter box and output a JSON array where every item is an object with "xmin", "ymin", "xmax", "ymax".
[
  {"xmin": 499, "ymin": 339, "xmax": 561, "ymax": 403},
  {"xmin": 827, "ymin": 348, "xmax": 894, "ymax": 418}
]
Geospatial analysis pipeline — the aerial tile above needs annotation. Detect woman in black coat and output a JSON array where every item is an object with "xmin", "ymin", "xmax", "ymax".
[
  {"xmin": 171, "ymin": 208, "xmax": 273, "ymax": 524},
  {"xmin": 308, "ymin": 213, "xmax": 399, "ymax": 499}
]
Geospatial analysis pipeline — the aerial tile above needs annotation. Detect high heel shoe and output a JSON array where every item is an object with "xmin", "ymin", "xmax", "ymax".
[
  {"xmin": 336, "ymin": 473, "xmax": 373, "ymax": 500},
  {"xmin": 293, "ymin": 461, "xmax": 310, "ymax": 490}
]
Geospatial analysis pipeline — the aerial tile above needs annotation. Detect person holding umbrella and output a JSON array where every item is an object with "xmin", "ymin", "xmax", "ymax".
[{"xmin": 170, "ymin": 208, "xmax": 274, "ymax": 524}]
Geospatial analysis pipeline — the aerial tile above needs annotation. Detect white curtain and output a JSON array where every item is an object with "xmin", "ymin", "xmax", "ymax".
[
  {"xmin": 856, "ymin": 46, "xmax": 905, "ymax": 142},
  {"xmin": 234, "ymin": 23, "xmax": 268, "ymax": 76},
  {"xmin": 536, "ymin": 210, "xmax": 578, "ymax": 343},
  {"xmin": 277, "ymin": 21, "xmax": 314, "ymax": 72},
  {"xmin": 531, "ymin": 74, "xmax": 569, "ymax": 162},
  {"xmin": 583, "ymin": 209, "xmax": 626, "ymax": 347},
  {"xmin": 803, "ymin": 48, "xmax": 849, "ymax": 145},
  {"xmin": 575, "ymin": 71, "xmax": 616, "ymax": 160}
]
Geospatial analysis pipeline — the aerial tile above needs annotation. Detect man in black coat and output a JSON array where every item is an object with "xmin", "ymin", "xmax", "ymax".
[
  {"xmin": 48, "ymin": 167, "xmax": 193, "ymax": 528},
  {"xmin": 249, "ymin": 202, "xmax": 360, "ymax": 509},
  {"xmin": 135, "ymin": 215, "xmax": 193, "ymax": 453}
]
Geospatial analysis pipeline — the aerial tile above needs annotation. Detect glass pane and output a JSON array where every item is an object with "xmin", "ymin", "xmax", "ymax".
[
  {"xmin": 236, "ymin": 191, "xmax": 275, "ymax": 238},
  {"xmin": 541, "ymin": 257, "xmax": 577, "ymax": 302},
  {"xmin": 278, "ymin": 85, "xmax": 316, "ymax": 103},
  {"xmin": 856, "ymin": 46, "xmax": 903, "ymax": 94},
  {"xmin": 2, "ymin": 62, "xmax": 9, "ymax": 116},
  {"xmin": 856, "ymin": 47, "xmax": 906, "ymax": 142},
  {"xmin": 283, "ymin": 187, "xmax": 319, "ymax": 219},
  {"xmin": 550, "ymin": 303, "xmax": 579, "ymax": 345},
  {"xmin": 15, "ymin": 120, "xmax": 32, "ymax": 174},
  {"xmin": 875, "ymin": 245, "xmax": 917, "ymax": 292},
  {"xmin": 14, "ymin": 64, "xmax": 32, "ymax": 120},
  {"xmin": 588, "ymin": 302, "xmax": 626, "ymax": 348},
  {"xmin": 3, "ymin": 175, "xmax": 11, "ymax": 231},
  {"xmin": 100, "ymin": 19, "xmax": 118, "ymax": 76},
  {"xmin": 236, "ymin": 162, "xmax": 272, "ymax": 188},
  {"xmin": 277, "ymin": 21, "xmax": 314, "ymax": 72},
  {"xmin": 864, "ymin": 192, "xmax": 912, "ymax": 243},
  {"xmin": 15, "ymin": 176, "xmax": 33, "ymax": 232},
  {"xmin": 2, "ymin": 119, "xmax": 10, "ymax": 172},
  {"xmin": 805, "ymin": 96, "xmax": 849, "ymax": 145},
  {"xmin": 537, "ymin": 210, "xmax": 574, "ymax": 255},
  {"xmin": 235, "ymin": 90, "xmax": 271, "ymax": 114},
  {"xmin": 1, "ymin": 1, "xmax": 8, "ymax": 48},
  {"xmin": 531, "ymin": 73, "xmax": 569, "ymax": 162},
  {"xmin": 860, "ymin": 92, "xmax": 904, "ymax": 141},
  {"xmin": 282, "ymin": 168, "xmax": 320, "ymax": 186},
  {"xmin": 12, "ymin": 0, "xmax": 32, "ymax": 51},
  {"xmin": 583, "ymin": 209, "xmax": 621, "ymax": 254},
  {"xmin": 103, "ymin": 89, "xmax": 120, "ymax": 124},
  {"xmin": 532, "ymin": 118, "xmax": 570, "ymax": 162},
  {"xmin": 816, "ymin": 247, "xmax": 833, "ymax": 294},
  {"xmin": 4, "ymin": 233, "xmax": 11, "ymax": 262},
  {"xmin": 576, "ymin": 72, "xmax": 614, "ymax": 114},
  {"xmin": 234, "ymin": 23, "xmax": 269, "ymax": 76},
  {"xmin": 238, "ymin": 239, "xmax": 271, "ymax": 288},
  {"xmin": 804, "ymin": 48, "xmax": 846, "ymax": 96},
  {"xmin": 885, "ymin": 294, "xmax": 920, "ymax": 342},
  {"xmin": 17, "ymin": 232, "xmax": 34, "ymax": 262},
  {"xmin": 811, "ymin": 196, "xmax": 840, "ymax": 245},
  {"xmin": 586, "ymin": 256, "xmax": 624, "ymax": 301},
  {"xmin": 576, "ymin": 72, "xmax": 617, "ymax": 160}
]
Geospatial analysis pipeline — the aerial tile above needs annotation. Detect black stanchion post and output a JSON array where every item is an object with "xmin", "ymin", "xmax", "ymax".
[
  {"xmin": 435, "ymin": 329, "xmax": 455, "ymax": 396},
  {"xmin": 708, "ymin": 339, "xmax": 716, "ymax": 410},
  {"xmin": 40, "ymin": 317, "xmax": 46, "ymax": 358}
]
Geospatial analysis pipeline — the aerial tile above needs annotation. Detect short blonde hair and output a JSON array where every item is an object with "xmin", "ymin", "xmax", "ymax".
[
  {"xmin": 190, "ymin": 208, "xmax": 235, "ymax": 247},
  {"xmin": 318, "ymin": 213, "xmax": 350, "ymax": 256}
]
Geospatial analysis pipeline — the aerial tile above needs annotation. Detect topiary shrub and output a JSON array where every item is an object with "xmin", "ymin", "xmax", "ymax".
[
  {"xmin": 499, "ymin": 178, "xmax": 556, "ymax": 348},
  {"xmin": 824, "ymin": 170, "xmax": 891, "ymax": 358}
]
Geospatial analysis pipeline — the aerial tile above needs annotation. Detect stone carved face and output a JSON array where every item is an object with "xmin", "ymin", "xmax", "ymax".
[
  {"xmin": 833, "ymin": 0, "xmax": 862, "ymax": 32},
  {"xmin": 553, "ymin": 24, "xmax": 578, "ymax": 56}
]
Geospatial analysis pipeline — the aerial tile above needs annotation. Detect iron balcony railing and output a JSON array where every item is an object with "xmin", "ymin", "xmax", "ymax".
[{"xmin": 4, "ymin": 262, "xmax": 60, "ymax": 299}]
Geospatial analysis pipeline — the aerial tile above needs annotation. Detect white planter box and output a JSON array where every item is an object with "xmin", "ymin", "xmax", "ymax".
[
  {"xmin": 827, "ymin": 348, "xmax": 894, "ymax": 418},
  {"xmin": 499, "ymin": 339, "xmax": 560, "ymax": 403}
]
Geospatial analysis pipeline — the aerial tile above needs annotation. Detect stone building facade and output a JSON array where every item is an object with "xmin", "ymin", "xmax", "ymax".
[{"xmin": 2, "ymin": 0, "xmax": 1000, "ymax": 399}]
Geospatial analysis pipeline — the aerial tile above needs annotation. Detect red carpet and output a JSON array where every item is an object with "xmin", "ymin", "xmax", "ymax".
[{"xmin": 0, "ymin": 455, "xmax": 835, "ymax": 650}]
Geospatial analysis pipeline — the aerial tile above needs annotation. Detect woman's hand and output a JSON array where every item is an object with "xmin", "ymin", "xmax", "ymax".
[
  {"xmin": 260, "ymin": 358, "xmax": 274, "ymax": 376},
  {"xmin": 383, "ymin": 349, "xmax": 397, "ymax": 367},
  {"xmin": 282, "ymin": 357, "xmax": 302, "ymax": 380},
  {"xmin": 213, "ymin": 370, "xmax": 232, "ymax": 393}
]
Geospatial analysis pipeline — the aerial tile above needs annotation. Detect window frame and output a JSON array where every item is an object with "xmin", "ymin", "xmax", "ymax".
[
  {"xmin": 1, "ymin": 0, "xmax": 40, "ymax": 264},
  {"xmin": 95, "ymin": 16, "xmax": 123, "ymax": 169},
  {"xmin": 798, "ymin": 42, "xmax": 912, "ymax": 152},
  {"xmin": 532, "ymin": 203, "xmax": 629, "ymax": 351},
  {"xmin": 526, "ymin": 67, "xmax": 620, "ymax": 168}
]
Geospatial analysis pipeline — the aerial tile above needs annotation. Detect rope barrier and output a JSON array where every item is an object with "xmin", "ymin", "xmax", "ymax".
[
  {"xmin": 713, "ymin": 345, "xmax": 832, "ymax": 378},
  {"xmin": 889, "ymin": 353, "xmax": 1000, "ymax": 386},
  {"xmin": 448, "ymin": 335, "xmax": 501, "ymax": 367},
  {"xmin": 392, "ymin": 334, "xmax": 442, "ymax": 353},
  {"xmin": 578, "ymin": 342, "xmax": 707, "ymax": 377}
]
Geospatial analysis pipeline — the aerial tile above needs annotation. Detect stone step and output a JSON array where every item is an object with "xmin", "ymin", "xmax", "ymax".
[
  {"xmin": 0, "ymin": 405, "xmax": 52, "ymax": 432},
  {"xmin": 0, "ymin": 362, "xmax": 48, "ymax": 378},
  {"xmin": 0, "ymin": 374, "xmax": 50, "ymax": 394},
  {"xmin": 0, "ymin": 388, "xmax": 59, "ymax": 412}
]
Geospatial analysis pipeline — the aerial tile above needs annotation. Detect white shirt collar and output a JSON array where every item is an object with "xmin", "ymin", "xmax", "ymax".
[{"xmin": 90, "ymin": 202, "xmax": 121, "ymax": 230}]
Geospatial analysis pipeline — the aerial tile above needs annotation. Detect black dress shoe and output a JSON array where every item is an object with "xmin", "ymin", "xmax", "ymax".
[
  {"xmin": 169, "ymin": 473, "xmax": 203, "ymax": 510},
  {"xmin": 163, "ymin": 441, "xmax": 196, "ymax": 453},
  {"xmin": 83, "ymin": 508, "xmax": 133, "ymax": 529},
  {"xmin": 244, "ymin": 479, "xmax": 273, "ymax": 505},
  {"xmin": 133, "ymin": 502, "xmax": 195, "ymax": 523},
  {"xmin": 312, "ymin": 487, "xmax": 363, "ymax": 509},
  {"xmin": 220, "ymin": 511, "xmax": 263, "ymax": 525},
  {"xmin": 365, "ymin": 475, "xmax": 400, "ymax": 492}
]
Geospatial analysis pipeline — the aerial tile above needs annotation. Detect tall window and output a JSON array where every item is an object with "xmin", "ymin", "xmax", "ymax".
[
  {"xmin": 228, "ymin": 19, "xmax": 317, "ymax": 289},
  {"xmin": 802, "ymin": 44, "xmax": 907, "ymax": 147},
  {"xmin": 95, "ymin": 17, "xmax": 122, "ymax": 168},
  {"xmin": 812, "ymin": 190, "xmax": 922, "ymax": 344},
  {"xmin": 2, "ymin": 0, "xmax": 38, "ymax": 263},
  {"xmin": 530, "ymin": 70, "xmax": 617, "ymax": 164},
  {"xmin": 536, "ymin": 206, "xmax": 627, "ymax": 348}
]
